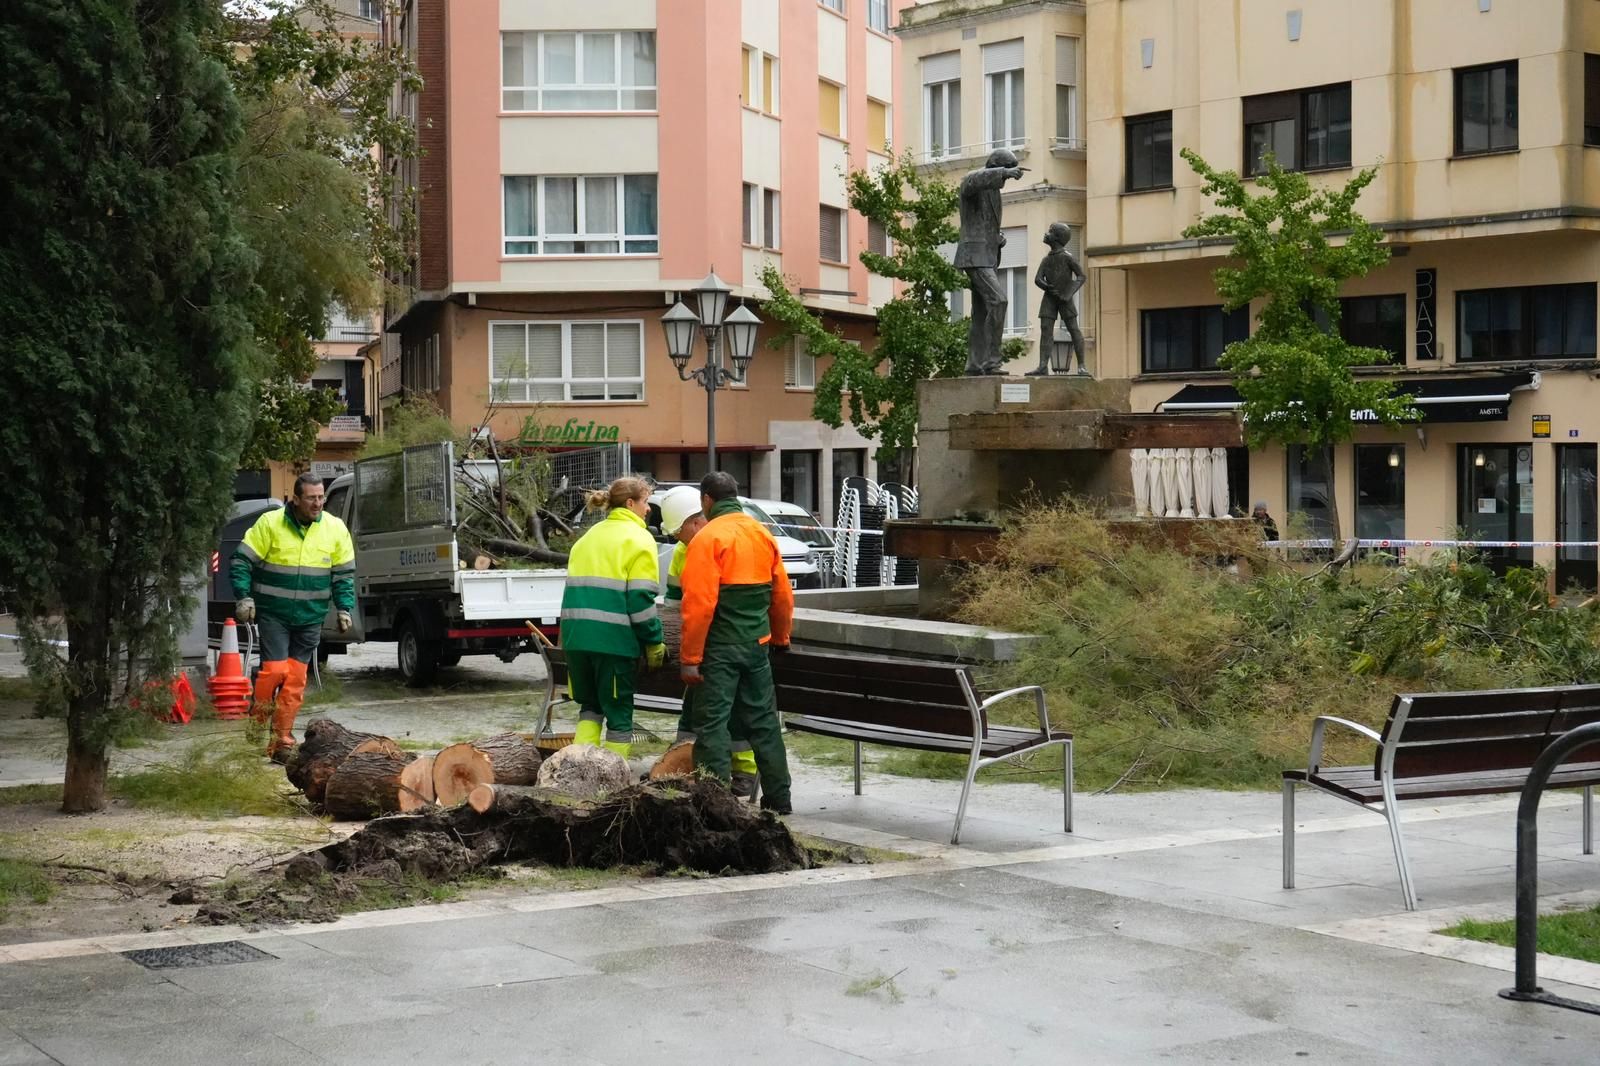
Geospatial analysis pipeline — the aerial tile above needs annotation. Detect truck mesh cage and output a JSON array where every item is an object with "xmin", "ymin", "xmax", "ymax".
[{"xmin": 356, "ymin": 442, "xmax": 453, "ymax": 532}]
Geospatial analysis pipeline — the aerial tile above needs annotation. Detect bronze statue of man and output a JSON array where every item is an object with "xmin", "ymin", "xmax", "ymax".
[
  {"xmin": 955, "ymin": 149, "xmax": 1026, "ymax": 375},
  {"xmin": 1027, "ymin": 222, "xmax": 1089, "ymax": 376}
]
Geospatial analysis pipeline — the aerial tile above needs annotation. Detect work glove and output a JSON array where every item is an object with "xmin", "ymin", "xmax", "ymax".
[
  {"xmin": 235, "ymin": 598, "xmax": 255, "ymax": 624},
  {"xmin": 645, "ymin": 643, "xmax": 667, "ymax": 670},
  {"xmin": 680, "ymin": 663, "xmax": 704, "ymax": 686},
  {"xmin": 336, "ymin": 611, "xmax": 352, "ymax": 634},
  {"xmin": 770, "ymin": 642, "xmax": 790, "ymax": 655}
]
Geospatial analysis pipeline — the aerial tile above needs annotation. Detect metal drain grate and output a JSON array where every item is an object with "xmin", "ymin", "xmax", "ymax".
[{"xmin": 122, "ymin": 941, "xmax": 277, "ymax": 970}]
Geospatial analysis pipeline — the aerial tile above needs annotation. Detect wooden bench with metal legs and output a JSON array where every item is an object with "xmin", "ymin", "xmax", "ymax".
[{"xmin": 1283, "ymin": 685, "xmax": 1600, "ymax": 911}]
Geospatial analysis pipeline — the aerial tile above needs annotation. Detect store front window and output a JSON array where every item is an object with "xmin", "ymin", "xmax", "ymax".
[
  {"xmin": 1458, "ymin": 444, "xmax": 1533, "ymax": 574},
  {"xmin": 780, "ymin": 450, "xmax": 820, "ymax": 516},
  {"xmin": 1287, "ymin": 445, "xmax": 1333, "ymax": 537},
  {"xmin": 1557, "ymin": 444, "xmax": 1598, "ymax": 593},
  {"xmin": 1355, "ymin": 445, "xmax": 1406, "ymax": 557}
]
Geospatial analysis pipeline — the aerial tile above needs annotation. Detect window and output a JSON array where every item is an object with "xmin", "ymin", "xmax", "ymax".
[
  {"xmin": 1055, "ymin": 36, "xmax": 1080, "ymax": 147},
  {"xmin": 819, "ymin": 79, "xmax": 843, "ymax": 137},
  {"xmin": 1288, "ymin": 445, "xmax": 1333, "ymax": 537},
  {"xmin": 1355, "ymin": 445, "xmax": 1406, "ymax": 545},
  {"xmin": 742, "ymin": 48, "xmax": 779, "ymax": 114},
  {"xmin": 503, "ymin": 175, "xmax": 658, "ymax": 256},
  {"xmin": 742, "ymin": 183, "xmax": 758, "ymax": 245},
  {"xmin": 501, "ymin": 31, "xmax": 657, "ymax": 112},
  {"xmin": 922, "ymin": 54, "xmax": 962, "ymax": 160},
  {"xmin": 867, "ymin": 217, "xmax": 888, "ymax": 256},
  {"xmin": 781, "ymin": 450, "xmax": 821, "ymax": 515},
  {"xmin": 489, "ymin": 320, "xmax": 643, "ymax": 402},
  {"xmin": 1125, "ymin": 111, "xmax": 1173, "ymax": 192},
  {"xmin": 1586, "ymin": 55, "xmax": 1600, "ymax": 146},
  {"xmin": 1312, "ymin": 294, "xmax": 1405, "ymax": 361},
  {"xmin": 819, "ymin": 205, "xmax": 846, "ymax": 263},
  {"xmin": 983, "ymin": 39, "xmax": 1024, "ymax": 150},
  {"xmin": 1140, "ymin": 305, "xmax": 1250, "ymax": 373},
  {"xmin": 991, "ymin": 225, "xmax": 1030, "ymax": 334},
  {"xmin": 1243, "ymin": 83, "xmax": 1351, "ymax": 175},
  {"xmin": 820, "ymin": 0, "xmax": 844, "ymax": 11},
  {"xmin": 1455, "ymin": 61, "xmax": 1517, "ymax": 156},
  {"xmin": 1458, "ymin": 444, "xmax": 1534, "ymax": 574},
  {"xmin": 785, "ymin": 337, "xmax": 816, "ymax": 390},
  {"xmin": 358, "ymin": 0, "xmax": 380, "ymax": 19},
  {"xmin": 1458, "ymin": 284, "xmax": 1597, "ymax": 362},
  {"xmin": 401, "ymin": 332, "xmax": 440, "ymax": 393},
  {"xmin": 868, "ymin": 0, "xmax": 890, "ymax": 33},
  {"xmin": 867, "ymin": 99, "xmax": 891, "ymax": 154},
  {"xmin": 762, "ymin": 190, "xmax": 781, "ymax": 250}
]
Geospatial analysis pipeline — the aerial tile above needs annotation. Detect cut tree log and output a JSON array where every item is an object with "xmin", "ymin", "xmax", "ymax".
[
  {"xmin": 287, "ymin": 719, "xmax": 401, "ymax": 807},
  {"xmin": 466, "ymin": 782, "xmax": 546, "ymax": 814},
  {"xmin": 432, "ymin": 742, "xmax": 495, "ymax": 806},
  {"xmin": 536, "ymin": 744, "xmax": 630, "ymax": 798},
  {"xmin": 322, "ymin": 750, "xmax": 418, "ymax": 821},
  {"xmin": 296, "ymin": 777, "xmax": 808, "ymax": 881},
  {"xmin": 398, "ymin": 755, "xmax": 436, "ymax": 813},
  {"xmin": 465, "ymin": 732, "xmax": 543, "ymax": 785},
  {"xmin": 350, "ymin": 737, "xmax": 407, "ymax": 759},
  {"xmin": 649, "ymin": 740, "xmax": 695, "ymax": 780}
]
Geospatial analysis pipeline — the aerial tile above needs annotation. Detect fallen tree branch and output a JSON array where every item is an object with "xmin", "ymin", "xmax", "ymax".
[{"xmin": 483, "ymin": 537, "xmax": 569, "ymax": 565}]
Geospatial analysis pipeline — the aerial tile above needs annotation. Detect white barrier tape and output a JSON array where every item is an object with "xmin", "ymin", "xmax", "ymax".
[
  {"xmin": 1269, "ymin": 539, "xmax": 1600, "ymax": 550},
  {"xmin": 0, "ymin": 633, "xmax": 69, "ymax": 648}
]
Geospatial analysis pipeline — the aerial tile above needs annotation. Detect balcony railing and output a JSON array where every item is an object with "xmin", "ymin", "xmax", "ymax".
[
  {"xmin": 918, "ymin": 138, "xmax": 1029, "ymax": 165},
  {"xmin": 1051, "ymin": 136, "xmax": 1087, "ymax": 152}
]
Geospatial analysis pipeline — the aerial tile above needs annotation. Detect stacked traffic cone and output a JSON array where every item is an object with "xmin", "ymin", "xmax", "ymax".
[{"xmin": 208, "ymin": 618, "xmax": 251, "ymax": 720}]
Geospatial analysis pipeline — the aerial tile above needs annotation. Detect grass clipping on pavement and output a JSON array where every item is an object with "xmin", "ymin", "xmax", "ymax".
[
  {"xmin": 112, "ymin": 737, "xmax": 306, "ymax": 818},
  {"xmin": 941, "ymin": 503, "xmax": 1600, "ymax": 793},
  {"xmin": 1441, "ymin": 903, "xmax": 1600, "ymax": 964}
]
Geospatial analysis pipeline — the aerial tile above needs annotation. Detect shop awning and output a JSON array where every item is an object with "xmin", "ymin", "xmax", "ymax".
[{"xmin": 1157, "ymin": 371, "xmax": 1538, "ymax": 424}]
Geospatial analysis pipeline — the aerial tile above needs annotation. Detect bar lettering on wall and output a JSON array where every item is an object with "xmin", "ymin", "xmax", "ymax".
[{"xmin": 1414, "ymin": 269, "xmax": 1437, "ymax": 360}]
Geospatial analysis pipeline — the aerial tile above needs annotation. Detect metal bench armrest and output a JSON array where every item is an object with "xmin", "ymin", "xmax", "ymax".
[
  {"xmin": 979, "ymin": 685, "xmax": 1052, "ymax": 735},
  {"xmin": 1307, "ymin": 715, "xmax": 1382, "ymax": 773}
]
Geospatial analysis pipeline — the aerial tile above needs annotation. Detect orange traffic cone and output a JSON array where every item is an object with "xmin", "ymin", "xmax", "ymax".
[{"xmin": 208, "ymin": 618, "xmax": 252, "ymax": 720}]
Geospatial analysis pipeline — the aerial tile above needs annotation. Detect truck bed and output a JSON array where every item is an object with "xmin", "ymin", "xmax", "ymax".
[{"xmin": 457, "ymin": 567, "xmax": 565, "ymax": 624}]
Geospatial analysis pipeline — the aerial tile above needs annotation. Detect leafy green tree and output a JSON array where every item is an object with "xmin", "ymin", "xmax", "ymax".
[
  {"xmin": 0, "ymin": 0, "xmax": 258, "ymax": 811},
  {"xmin": 1182, "ymin": 149, "xmax": 1417, "ymax": 540},
  {"xmin": 759, "ymin": 157, "xmax": 968, "ymax": 459},
  {"xmin": 219, "ymin": 1, "xmax": 420, "ymax": 467}
]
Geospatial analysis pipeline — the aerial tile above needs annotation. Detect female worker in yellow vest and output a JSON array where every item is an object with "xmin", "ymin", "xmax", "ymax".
[{"xmin": 558, "ymin": 476, "xmax": 667, "ymax": 756}]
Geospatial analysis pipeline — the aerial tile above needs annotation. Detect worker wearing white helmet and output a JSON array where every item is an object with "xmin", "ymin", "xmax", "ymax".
[{"xmin": 656, "ymin": 485, "xmax": 761, "ymax": 799}]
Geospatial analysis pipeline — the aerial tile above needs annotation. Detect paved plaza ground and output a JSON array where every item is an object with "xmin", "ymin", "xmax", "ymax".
[{"xmin": 1, "ymin": 640, "xmax": 1597, "ymax": 1063}]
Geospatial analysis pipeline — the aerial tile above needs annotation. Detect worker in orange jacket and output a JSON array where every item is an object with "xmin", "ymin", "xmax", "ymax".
[{"xmin": 679, "ymin": 471, "xmax": 793, "ymax": 814}]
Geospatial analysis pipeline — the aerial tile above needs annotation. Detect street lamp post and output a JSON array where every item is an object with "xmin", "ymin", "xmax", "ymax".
[{"xmin": 661, "ymin": 271, "xmax": 761, "ymax": 470}]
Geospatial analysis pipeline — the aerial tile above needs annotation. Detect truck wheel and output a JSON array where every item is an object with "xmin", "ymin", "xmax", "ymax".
[
  {"xmin": 438, "ymin": 649, "xmax": 462, "ymax": 668},
  {"xmin": 397, "ymin": 616, "xmax": 441, "ymax": 687}
]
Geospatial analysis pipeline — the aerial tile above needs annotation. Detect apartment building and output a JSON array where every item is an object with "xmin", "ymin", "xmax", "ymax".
[
  {"xmin": 1088, "ymin": 0, "xmax": 1600, "ymax": 590},
  {"xmin": 898, "ymin": 0, "xmax": 1089, "ymax": 372},
  {"xmin": 380, "ymin": 0, "xmax": 909, "ymax": 523}
]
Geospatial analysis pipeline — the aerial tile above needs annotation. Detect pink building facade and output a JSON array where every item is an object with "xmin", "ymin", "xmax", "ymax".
[{"xmin": 384, "ymin": 0, "xmax": 909, "ymax": 522}]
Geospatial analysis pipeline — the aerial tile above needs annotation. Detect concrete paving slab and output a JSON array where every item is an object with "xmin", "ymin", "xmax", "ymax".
[{"xmin": 0, "ymin": 1029, "xmax": 56, "ymax": 1066}]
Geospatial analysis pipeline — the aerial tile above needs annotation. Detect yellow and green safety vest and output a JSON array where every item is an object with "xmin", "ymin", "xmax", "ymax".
[
  {"xmin": 559, "ymin": 508, "xmax": 665, "ymax": 657},
  {"xmin": 230, "ymin": 507, "xmax": 356, "ymax": 629}
]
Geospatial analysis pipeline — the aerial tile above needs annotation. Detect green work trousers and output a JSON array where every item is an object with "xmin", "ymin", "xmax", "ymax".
[
  {"xmin": 691, "ymin": 642, "xmax": 790, "ymax": 805},
  {"xmin": 676, "ymin": 687, "xmax": 757, "ymax": 775},
  {"xmin": 567, "ymin": 649, "xmax": 637, "ymax": 745}
]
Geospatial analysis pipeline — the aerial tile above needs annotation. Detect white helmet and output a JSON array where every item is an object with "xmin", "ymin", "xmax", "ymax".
[{"xmin": 658, "ymin": 485, "xmax": 704, "ymax": 536}]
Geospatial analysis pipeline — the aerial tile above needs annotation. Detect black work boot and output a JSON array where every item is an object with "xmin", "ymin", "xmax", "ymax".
[
  {"xmin": 759, "ymin": 794, "xmax": 793, "ymax": 816},
  {"xmin": 730, "ymin": 772, "xmax": 759, "ymax": 802}
]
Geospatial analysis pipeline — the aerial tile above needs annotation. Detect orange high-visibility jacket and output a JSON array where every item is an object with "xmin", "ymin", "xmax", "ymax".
[{"xmin": 679, "ymin": 509, "xmax": 793, "ymax": 666}]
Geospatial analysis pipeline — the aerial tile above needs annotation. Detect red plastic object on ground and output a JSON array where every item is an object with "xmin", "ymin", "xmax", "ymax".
[{"xmin": 207, "ymin": 618, "xmax": 252, "ymax": 720}]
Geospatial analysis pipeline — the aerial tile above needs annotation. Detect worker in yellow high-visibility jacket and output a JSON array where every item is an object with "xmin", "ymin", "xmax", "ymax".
[{"xmin": 558, "ymin": 477, "xmax": 667, "ymax": 757}]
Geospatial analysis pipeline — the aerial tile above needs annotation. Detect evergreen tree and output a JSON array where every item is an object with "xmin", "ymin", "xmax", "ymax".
[{"xmin": 0, "ymin": 0, "xmax": 257, "ymax": 811}]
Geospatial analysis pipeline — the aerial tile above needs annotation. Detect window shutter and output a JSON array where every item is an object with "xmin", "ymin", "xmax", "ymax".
[
  {"xmin": 1243, "ymin": 91, "xmax": 1297, "ymax": 125},
  {"xmin": 742, "ymin": 184, "xmax": 755, "ymax": 244},
  {"xmin": 983, "ymin": 39, "xmax": 1024, "ymax": 74},
  {"xmin": 868, "ymin": 218, "xmax": 888, "ymax": 255},
  {"xmin": 527, "ymin": 324, "xmax": 562, "ymax": 379},
  {"xmin": 998, "ymin": 226, "xmax": 1027, "ymax": 269},
  {"xmin": 1055, "ymin": 37, "xmax": 1078, "ymax": 86},
  {"xmin": 819, "ymin": 206, "xmax": 843, "ymax": 262},
  {"xmin": 819, "ymin": 80, "xmax": 842, "ymax": 137},
  {"xmin": 763, "ymin": 190, "xmax": 780, "ymax": 249},
  {"xmin": 570, "ymin": 324, "xmax": 606, "ymax": 379},
  {"xmin": 923, "ymin": 51, "xmax": 960, "ymax": 83},
  {"xmin": 784, "ymin": 339, "xmax": 798, "ymax": 387},
  {"xmin": 867, "ymin": 99, "xmax": 889, "ymax": 152},
  {"xmin": 606, "ymin": 323, "xmax": 642, "ymax": 378},
  {"xmin": 1587, "ymin": 54, "xmax": 1600, "ymax": 132},
  {"xmin": 490, "ymin": 323, "xmax": 527, "ymax": 383}
]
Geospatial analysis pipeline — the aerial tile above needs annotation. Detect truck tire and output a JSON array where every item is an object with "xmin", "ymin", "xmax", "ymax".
[
  {"xmin": 438, "ymin": 649, "xmax": 462, "ymax": 668},
  {"xmin": 397, "ymin": 615, "xmax": 441, "ymax": 687}
]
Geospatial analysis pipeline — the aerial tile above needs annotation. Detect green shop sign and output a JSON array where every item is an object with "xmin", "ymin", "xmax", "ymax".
[{"xmin": 517, "ymin": 417, "xmax": 623, "ymax": 446}]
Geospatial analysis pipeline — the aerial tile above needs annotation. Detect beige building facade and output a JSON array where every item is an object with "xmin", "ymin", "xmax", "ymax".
[
  {"xmin": 1087, "ymin": 0, "xmax": 1600, "ymax": 590},
  {"xmin": 898, "ymin": 0, "xmax": 1091, "ymax": 372}
]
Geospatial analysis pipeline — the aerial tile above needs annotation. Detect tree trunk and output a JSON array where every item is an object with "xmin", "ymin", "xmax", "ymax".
[
  {"xmin": 432, "ymin": 742, "xmax": 494, "ymax": 806},
  {"xmin": 465, "ymin": 733, "xmax": 543, "ymax": 785},
  {"xmin": 323, "ymin": 750, "xmax": 417, "ymax": 821},
  {"xmin": 287, "ymin": 718, "xmax": 396, "ymax": 807},
  {"xmin": 1323, "ymin": 442, "xmax": 1342, "ymax": 549},
  {"xmin": 398, "ymin": 755, "xmax": 436, "ymax": 813},
  {"xmin": 62, "ymin": 617, "xmax": 110, "ymax": 814},
  {"xmin": 466, "ymin": 782, "xmax": 544, "ymax": 814},
  {"xmin": 483, "ymin": 537, "xmax": 568, "ymax": 566}
]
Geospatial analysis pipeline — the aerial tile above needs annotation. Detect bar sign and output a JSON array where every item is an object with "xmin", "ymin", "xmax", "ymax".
[
  {"xmin": 1414, "ymin": 269, "xmax": 1437, "ymax": 360},
  {"xmin": 1532, "ymin": 414, "xmax": 1551, "ymax": 439}
]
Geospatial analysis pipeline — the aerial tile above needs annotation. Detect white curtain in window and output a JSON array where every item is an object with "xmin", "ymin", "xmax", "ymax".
[
  {"xmin": 582, "ymin": 34, "xmax": 614, "ymax": 84},
  {"xmin": 503, "ymin": 33, "xmax": 536, "ymax": 87},
  {"xmin": 544, "ymin": 178, "xmax": 577, "ymax": 235},
  {"xmin": 584, "ymin": 176, "xmax": 618, "ymax": 236},
  {"xmin": 544, "ymin": 34, "xmax": 576, "ymax": 83},
  {"xmin": 623, "ymin": 31, "xmax": 656, "ymax": 87}
]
